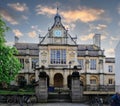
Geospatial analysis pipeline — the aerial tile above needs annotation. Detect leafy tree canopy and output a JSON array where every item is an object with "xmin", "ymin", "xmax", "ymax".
[{"xmin": 0, "ymin": 17, "xmax": 21, "ymax": 85}]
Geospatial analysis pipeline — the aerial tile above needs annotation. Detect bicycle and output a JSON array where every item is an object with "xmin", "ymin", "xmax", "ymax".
[
  {"xmin": 7, "ymin": 94, "xmax": 22, "ymax": 106},
  {"xmin": 0, "ymin": 95, "xmax": 7, "ymax": 104},
  {"xmin": 20, "ymin": 94, "xmax": 36, "ymax": 106}
]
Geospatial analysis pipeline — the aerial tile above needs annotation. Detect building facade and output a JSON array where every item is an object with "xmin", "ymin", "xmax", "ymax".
[
  {"xmin": 115, "ymin": 41, "xmax": 120, "ymax": 93},
  {"xmin": 14, "ymin": 11, "xmax": 115, "ymax": 94}
]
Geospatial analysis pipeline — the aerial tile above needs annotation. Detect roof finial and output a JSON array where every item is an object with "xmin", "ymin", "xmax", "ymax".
[{"xmin": 56, "ymin": 3, "xmax": 59, "ymax": 14}]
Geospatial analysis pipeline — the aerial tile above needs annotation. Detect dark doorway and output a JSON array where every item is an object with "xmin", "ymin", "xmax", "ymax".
[{"xmin": 54, "ymin": 73, "xmax": 63, "ymax": 87}]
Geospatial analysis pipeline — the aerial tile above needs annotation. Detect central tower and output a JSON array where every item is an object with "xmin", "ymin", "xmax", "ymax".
[{"xmin": 36, "ymin": 8, "xmax": 78, "ymax": 88}]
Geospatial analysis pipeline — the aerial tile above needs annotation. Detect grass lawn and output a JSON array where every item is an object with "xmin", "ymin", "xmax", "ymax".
[{"xmin": 0, "ymin": 89, "xmax": 35, "ymax": 95}]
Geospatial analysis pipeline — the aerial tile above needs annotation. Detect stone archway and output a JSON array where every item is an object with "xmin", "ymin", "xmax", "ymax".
[{"xmin": 54, "ymin": 73, "xmax": 63, "ymax": 87}]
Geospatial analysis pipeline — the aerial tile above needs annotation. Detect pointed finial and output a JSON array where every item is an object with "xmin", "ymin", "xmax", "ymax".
[{"xmin": 57, "ymin": 5, "xmax": 59, "ymax": 14}]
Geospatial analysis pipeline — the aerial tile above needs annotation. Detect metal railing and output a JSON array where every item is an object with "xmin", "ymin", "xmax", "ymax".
[{"xmin": 84, "ymin": 85, "xmax": 115, "ymax": 91}]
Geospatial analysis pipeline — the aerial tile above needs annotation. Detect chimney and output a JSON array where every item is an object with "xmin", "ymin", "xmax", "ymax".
[
  {"xmin": 93, "ymin": 34, "xmax": 101, "ymax": 48},
  {"xmin": 15, "ymin": 36, "xmax": 19, "ymax": 43}
]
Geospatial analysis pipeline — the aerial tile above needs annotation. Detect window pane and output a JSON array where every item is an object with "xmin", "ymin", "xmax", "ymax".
[
  {"xmin": 108, "ymin": 65, "xmax": 113, "ymax": 72},
  {"xmin": 90, "ymin": 59, "xmax": 96, "ymax": 70},
  {"xmin": 19, "ymin": 58, "xmax": 24, "ymax": 69},
  {"xmin": 78, "ymin": 59, "xmax": 84, "ymax": 70},
  {"xmin": 50, "ymin": 49, "xmax": 66, "ymax": 64}
]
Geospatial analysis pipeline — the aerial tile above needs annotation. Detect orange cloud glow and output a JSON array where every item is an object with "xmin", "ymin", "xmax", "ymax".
[
  {"xmin": 80, "ymin": 33, "xmax": 94, "ymax": 41},
  {"xmin": 28, "ymin": 31, "xmax": 37, "ymax": 38},
  {"xmin": 8, "ymin": 2, "xmax": 28, "ymax": 12},
  {"xmin": 36, "ymin": 5, "xmax": 104, "ymax": 23},
  {"xmin": 61, "ymin": 8, "xmax": 104, "ymax": 23},
  {"xmin": 13, "ymin": 29, "xmax": 23, "ymax": 37}
]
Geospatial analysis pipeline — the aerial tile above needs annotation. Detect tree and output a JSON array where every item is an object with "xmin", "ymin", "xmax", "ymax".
[{"xmin": 0, "ymin": 17, "xmax": 21, "ymax": 87}]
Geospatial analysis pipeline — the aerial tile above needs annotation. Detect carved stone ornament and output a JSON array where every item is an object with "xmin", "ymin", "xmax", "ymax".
[
  {"xmin": 41, "ymin": 60, "xmax": 47, "ymax": 64},
  {"xmin": 41, "ymin": 51, "xmax": 47, "ymax": 56},
  {"xmin": 85, "ymin": 60, "xmax": 89, "ymax": 64},
  {"xmin": 69, "ymin": 52, "xmax": 75, "ymax": 57}
]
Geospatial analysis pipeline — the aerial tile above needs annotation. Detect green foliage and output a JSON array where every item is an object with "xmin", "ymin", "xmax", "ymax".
[{"xmin": 0, "ymin": 17, "xmax": 21, "ymax": 84}]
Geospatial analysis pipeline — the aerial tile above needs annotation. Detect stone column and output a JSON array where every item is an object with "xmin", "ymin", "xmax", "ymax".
[
  {"xmin": 71, "ymin": 71, "xmax": 83, "ymax": 102},
  {"xmin": 35, "ymin": 71, "xmax": 48, "ymax": 103}
]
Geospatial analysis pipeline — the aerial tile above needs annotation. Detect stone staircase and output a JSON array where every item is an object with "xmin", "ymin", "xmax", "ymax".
[{"xmin": 48, "ymin": 88, "xmax": 71, "ymax": 102}]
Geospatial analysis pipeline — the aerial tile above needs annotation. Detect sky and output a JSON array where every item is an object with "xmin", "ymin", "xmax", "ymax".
[{"xmin": 0, "ymin": 0, "xmax": 120, "ymax": 57}]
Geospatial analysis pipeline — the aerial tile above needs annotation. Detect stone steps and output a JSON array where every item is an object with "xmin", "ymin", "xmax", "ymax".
[{"xmin": 48, "ymin": 92, "xmax": 71, "ymax": 103}]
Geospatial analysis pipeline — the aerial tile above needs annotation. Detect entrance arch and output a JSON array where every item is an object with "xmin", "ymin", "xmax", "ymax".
[{"xmin": 54, "ymin": 73, "xmax": 63, "ymax": 87}]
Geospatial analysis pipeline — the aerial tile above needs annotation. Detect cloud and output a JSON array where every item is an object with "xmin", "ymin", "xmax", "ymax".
[
  {"xmin": 101, "ymin": 35, "xmax": 107, "ymax": 40},
  {"xmin": 64, "ymin": 23, "xmax": 76, "ymax": 31},
  {"xmin": 13, "ymin": 29, "xmax": 23, "ymax": 37},
  {"xmin": 36, "ymin": 5, "xmax": 56, "ymax": 16},
  {"xmin": 105, "ymin": 48, "xmax": 115, "ymax": 57},
  {"xmin": 5, "ymin": 41, "xmax": 14, "ymax": 46},
  {"xmin": 31, "ymin": 25, "xmax": 42, "ymax": 33},
  {"xmin": 96, "ymin": 24, "xmax": 107, "ymax": 30},
  {"xmin": 8, "ymin": 2, "xmax": 28, "ymax": 12},
  {"xmin": 80, "ymin": 33, "xmax": 94, "ymax": 41},
  {"xmin": 89, "ymin": 24, "xmax": 107, "ymax": 31},
  {"xmin": 0, "ymin": 8, "xmax": 18, "ymax": 25},
  {"xmin": 118, "ymin": 6, "xmax": 120, "ymax": 14},
  {"xmin": 35, "ymin": 5, "xmax": 104, "ymax": 23},
  {"xmin": 61, "ymin": 8, "xmax": 104, "ymax": 23},
  {"xmin": 111, "ymin": 36, "xmax": 119, "ymax": 41},
  {"xmin": 28, "ymin": 31, "xmax": 37, "ymax": 38},
  {"xmin": 22, "ymin": 15, "xmax": 28, "ymax": 20}
]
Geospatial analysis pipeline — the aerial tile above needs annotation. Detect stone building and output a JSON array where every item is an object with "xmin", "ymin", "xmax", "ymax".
[
  {"xmin": 14, "ymin": 11, "xmax": 115, "ymax": 94},
  {"xmin": 115, "ymin": 41, "xmax": 120, "ymax": 93}
]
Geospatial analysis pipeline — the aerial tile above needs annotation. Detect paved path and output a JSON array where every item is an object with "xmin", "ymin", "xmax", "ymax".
[
  {"xmin": 0, "ymin": 103, "xmax": 89, "ymax": 106},
  {"xmin": 0, "ymin": 103, "xmax": 110, "ymax": 106}
]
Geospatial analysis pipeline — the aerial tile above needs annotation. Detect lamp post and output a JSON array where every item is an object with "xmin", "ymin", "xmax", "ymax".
[
  {"xmin": 69, "ymin": 61, "xmax": 72, "ymax": 75},
  {"xmin": 25, "ymin": 56, "xmax": 29, "ymax": 84}
]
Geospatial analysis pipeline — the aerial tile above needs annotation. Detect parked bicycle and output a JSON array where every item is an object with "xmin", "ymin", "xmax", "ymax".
[
  {"xmin": 7, "ymin": 94, "xmax": 22, "ymax": 106},
  {"xmin": 0, "ymin": 95, "xmax": 7, "ymax": 105},
  {"xmin": 89, "ymin": 96, "xmax": 103, "ymax": 106},
  {"xmin": 7, "ymin": 94, "xmax": 37, "ymax": 106}
]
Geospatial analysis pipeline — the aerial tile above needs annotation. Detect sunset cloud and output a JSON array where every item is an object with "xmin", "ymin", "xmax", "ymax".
[
  {"xmin": 13, "ymin": 29, "xmax": 23, "ymax": 37},
  {"xmin": 105, "ymin": 48, "xmax": 115, "ymax": 57},
  {"xmin": 110, "ymin": 36, "xmax": 119, "ymax": 41},
  {"xmin": 80, "ymin": 33, "xmax": 94, "ymax": 41},
  {"xmin": 28, "ymin": 31, "xmax": 37, "ymax": 38},
  {"xmin": 89, "ymin": 24, "xmax": 107, "ymax": 31},
  {"xmin": 36, "ymin": 5, "xmax": 56, "ymax": 16},
  {"xmin": 61, "ymin": 8, "xmax": 104, "ymax": 23},
  {"xmin": 64, "ymin": 23, "xmax": 76, "ymax": 31},
  {"xmin": 35, "ymin": 5, "xmax": 104, "ymax": 23},
  {"xmin": 101, "ymin": 35, "xmax": 107, "ymax": 40},
  {"xmin": 96, "ymin": 24, "xmax": 107, "ymax": 30},
  {"xmin": 0, "ymin": 8, "xmax": 18, "ymax": 25},
  {"xmin": 8, "ymin": 2, "xmax": 28, "ymax": 12}
]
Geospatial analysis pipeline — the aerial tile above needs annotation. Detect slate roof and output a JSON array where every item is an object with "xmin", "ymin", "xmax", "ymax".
[
  {"xmin": 14, "ymin": 43, "xmax": 39, "ymax": 56},
  {"xmin": 77, "ymin": 45, "xmax": 104, "ymax": 57},
  {"xmin": 14, "ymin": 43, "xmax": 104, "ymax": 57},
  {"xmin": 105, "ymin": 58, "xmax": 115, "ymax": 63}
]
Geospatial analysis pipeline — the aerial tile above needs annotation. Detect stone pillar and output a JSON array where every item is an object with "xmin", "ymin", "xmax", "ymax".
[
  {"xmin": 35, "ymin": 71, "xmax": 48, "ymax": 102},
  {"xmin": 71, "ymin": 71, "xmax": 83, "ymax": 102}
]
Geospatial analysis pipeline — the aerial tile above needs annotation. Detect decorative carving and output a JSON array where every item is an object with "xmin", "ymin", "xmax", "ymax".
[
  {"xmin": 41, "ymin": 51, "xmax": 47, "ymax": 56},
  {"xmin": 41, "ymin": 60, "xmax": 47, "ymax": 64},
  {"xmin": 85, "ymin": 59, "xmax": 89, "ymax": 64},
  {"xmin": 69, "ymin": 52, "xmax": 75, "ymax": 57}
]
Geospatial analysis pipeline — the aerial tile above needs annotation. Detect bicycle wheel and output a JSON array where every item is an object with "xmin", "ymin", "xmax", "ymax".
[
  {"xmin": 7, "ymin": 96, "xmax": 13, "ymax": 106},
  {"xmin": 26, "ymin": 98, "xmax": 33, "ymax": 106}
]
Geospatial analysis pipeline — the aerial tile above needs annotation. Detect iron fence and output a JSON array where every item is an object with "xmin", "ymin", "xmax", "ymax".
[{"xmin": 84, "ymin": 85, "xmax": 115, "ymax": 91}]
